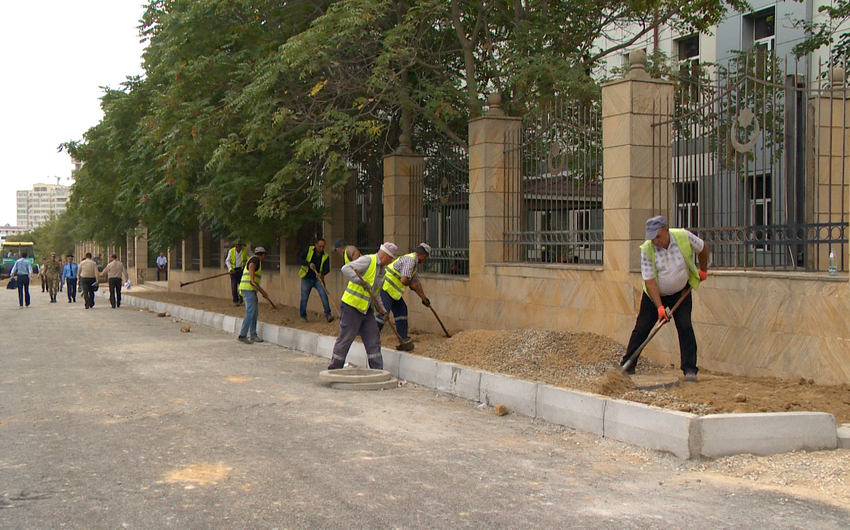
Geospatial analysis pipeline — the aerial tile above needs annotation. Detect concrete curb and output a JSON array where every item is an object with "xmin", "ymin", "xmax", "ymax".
[{"xmin": 124, "ymin": 296, "xmax": 845, "ymax": 459}]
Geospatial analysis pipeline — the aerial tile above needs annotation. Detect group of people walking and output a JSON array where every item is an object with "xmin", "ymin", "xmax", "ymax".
[{"xmin": 8, "ymin": 251, "xmax": 127, "ymax": 310}]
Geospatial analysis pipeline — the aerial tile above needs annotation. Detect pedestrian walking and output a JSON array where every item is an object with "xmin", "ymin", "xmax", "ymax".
[
  {"xmin": 237, "ymin": 247, "xmax": 269, "ymax": 344},
  {"xmin": 226, "ymin": 241, "xmax": 248, "ymax": 306},
  {"xmin": 156, "ymin": 252, "xmax": 168, "ymax": 281},
  {"xmin": 327, "ymin": 242, "xmax": 397, "ymax": 370},
  {"xmin": 44, "ymin": 253, "xmax": 62, "ymax": 303},
  {"xmin": 620, "ymin": 216, "xmax": 709, "ymax": 382},
  {"xmin": 11, "ymin": 252, "xmax": 33, "ymax": 307},
  {"xmin": 297, "ymin": 239, "xmax": 333, "ymax": 322},
  {"xmin": 376, "ymin": 243, "xmax": 432, "ymax": 343},
  {"xmin": 61, "ymin": 254, "xmax": 78, "ymax": 303},
  {"xmin": 39, "ymin": 258, "xmax": 48, "ymax": 293},
  {"xmin": 100, "ymin": 254, "xmax": 127, "ymax": 309},
  {"xmin": 78, "ymin": 253, "xmax": 99, "ymax": 309}
]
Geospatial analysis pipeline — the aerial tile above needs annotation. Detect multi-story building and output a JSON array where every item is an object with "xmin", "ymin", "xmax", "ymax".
[
  {"xmin": 16, "ymin": 183, "xmax": 70, "ymax": 230},
  {"xmin": 0, "ymin": 224, "xmax": 27, "ymax": 244}
]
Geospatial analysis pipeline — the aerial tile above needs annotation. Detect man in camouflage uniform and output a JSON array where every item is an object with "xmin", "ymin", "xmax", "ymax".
[{"xmin": 44, "ymin": 252, "xmax": 62, "ymax": 303}]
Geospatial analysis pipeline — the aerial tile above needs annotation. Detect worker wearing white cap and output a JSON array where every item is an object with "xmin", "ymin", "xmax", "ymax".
[
  {"xmin": 376, "ymin": 243, "xmax": 431, "ymax": 344},
  {"xmin": 328, "ymin": 242, "xmax": 398, "ymax": 370}
]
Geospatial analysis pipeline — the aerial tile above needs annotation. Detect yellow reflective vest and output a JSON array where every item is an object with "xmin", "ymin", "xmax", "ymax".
[
  {"xmin": 341, "ymin": 254, "xmax": 377, "ymax": 313},
  {"xmin": 238, "ymin": 257, "xmax": 262, "ymax": 293},
  {"xmin": 640, "ymin": 228, "xmax": 700, "ymax": 296},
  {"xmin": 299, "ymin": 246, "xmax": 329, "ymax": 279},
  {"xmin": 382, "ymin": 253, "xmax": 416, "ymax": 301},
  {"xmin": 227, "ymin": 247, "xmax": 248, "ymax": 270}
]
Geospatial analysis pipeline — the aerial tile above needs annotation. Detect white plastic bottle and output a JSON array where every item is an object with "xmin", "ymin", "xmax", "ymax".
[{"xmin": 828, "ymin": 247, "xmax": 838, "ymax": 276}]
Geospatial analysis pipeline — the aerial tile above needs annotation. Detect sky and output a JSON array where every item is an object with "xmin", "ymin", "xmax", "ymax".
[{"xmin": 0, "ymin": 1, "xmax": 147, "ymax": 227}]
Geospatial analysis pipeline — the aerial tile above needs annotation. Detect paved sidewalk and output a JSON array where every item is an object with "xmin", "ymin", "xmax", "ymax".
[{"xmin": 1, "ymin": 289, "xmax": 848, "ymax": 528}]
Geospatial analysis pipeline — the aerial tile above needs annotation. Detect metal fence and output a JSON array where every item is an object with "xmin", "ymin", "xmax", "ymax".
[
  {"xmin": 504, "ymin": 98, "xmax": 604, "ymax": 264},
  {"xmin": 343, "ymin": 161, "xmax": 383, "ymax": 253},
  {"xmin": 410, "ymin": 142, "xmax": 469, "ymax": 275},
  {"xmin": 651, "ymin": 52, "xmax": 848, "ymax": 272}
]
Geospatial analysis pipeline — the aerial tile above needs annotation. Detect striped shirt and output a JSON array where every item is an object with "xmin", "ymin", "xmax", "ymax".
[
  {"xmin": 392, "ymin": 255, "xmax": 418, "ymax": 281},
  {"xmin": 640, "ymin": 230, "xmax": 704, "ymax": 296}
]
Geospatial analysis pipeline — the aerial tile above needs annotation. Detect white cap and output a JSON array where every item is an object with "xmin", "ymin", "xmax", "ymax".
[
  {"xmin": 416, "ymin": 243, "xmax": 431, "ymax": 256},
  {"xmin": 253, "ymin": 246, "xmax": 266, "ymax": 254},
  {"xmin": 379, "ymin": 242, "xmax": 398, "ymax": 259}
]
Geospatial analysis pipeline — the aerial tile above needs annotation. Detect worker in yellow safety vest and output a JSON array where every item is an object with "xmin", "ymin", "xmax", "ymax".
[
  {"xmin": 333, "ymin": 238, "xmax": 361, "ymax": 265},
  {"xmin": 226, "ymin": 241, "xmax": 248, "ymax": 306},
  {"xmin": 327, "ymin": 242, "xmax": 398, "ymax": 370},
  {"xmin": 620, "ymin": 216, "xmax": 709, "ymax": 382},
  {"xmin": 297, "ymin": 239, "xmax": 333, "ymax": 323},
  {"xmin": 237, "ymin": 246, "xmax": 269, "ymax": 344},
  {"xmin": 376, "ymin": 243, "xmax": 431, "ymax": 342}
]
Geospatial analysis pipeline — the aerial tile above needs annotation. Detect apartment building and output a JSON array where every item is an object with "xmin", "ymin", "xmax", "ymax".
[
  {"xmin": 0, "ymin": 224, "xmax": 26, "ymax": 244},
  {"xmin": 17, "ymin": 183, "xmax": 70, "ymax": 230}
]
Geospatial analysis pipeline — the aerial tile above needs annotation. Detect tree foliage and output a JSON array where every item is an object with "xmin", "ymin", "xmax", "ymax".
[{"xmin": 64, "ymin": 0, "xmax": 748, "ymax": 249}]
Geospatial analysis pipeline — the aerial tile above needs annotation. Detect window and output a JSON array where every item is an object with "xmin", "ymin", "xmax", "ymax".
[
  {"xmin": 748, "ymin": 174, "xmax": 772, "ymax": 250},
  {"xmin": 676, "ymin": 181, "xmax": 699, "ymax": 228}
]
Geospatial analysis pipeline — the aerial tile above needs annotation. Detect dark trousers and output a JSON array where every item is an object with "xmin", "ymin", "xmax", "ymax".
[
  {"xmin": 66, "ymin": 279, "xmax": 77, "ymax": 302},
  {"xmin": 329, "ymin": 304, "xmax": 383, "ymax": 370},
  {"xmin": 621, "ymin": 288, "xmax": 697, "ymax": 375},
  {"xmin": 157, "ymin": 266, "xmax": 167, "ymax": 281},
  {"xmin": 16, "ymin": 276, "xmax": 30, "ymax": 306},
  {"xmin": 376, "ymin": 290, "xmax": 409, "ymax": 340},
  {"xmin": 108, "ymin": 278, "xmax": 122, "ymax": 308},
  {"xmin": 230, "ymin": 268, "xmax": 243, "ymax": 303},
  {"xmin": 80, "ymin": 278, "xmax": 96, "ymax": 308},
  {"xmin": 300, "ymin": 277, "xmax": 331, "ymax": 317}
]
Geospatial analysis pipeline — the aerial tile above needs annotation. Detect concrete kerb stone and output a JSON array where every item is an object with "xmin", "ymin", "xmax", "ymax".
[
  {"xmin": 603, "ymin": 399, "xmax": 697, "ymax": 459},
  {"xmin": 698, "ymin": 412, "xmax": 838, "ymax": 458},
  {"xmin": 838, "ymin": 424, "xmax": 850, "ymax": 449},
  {"xmin": 480, "ymin": 372, "xmax": 537, "ymax": 417},
  {"xmin": 120, "ymin": 297, "xmax": 849, "ymax": 460},
  {"xmin": 435, "ymin": 362, "xmax": 482, "ymax": 402},
  {"xmin": 537, "ymin": 385, "xmax": 605, "ymax": 436},
  {"xmin": 398, "ymin": 353, "xmax": 438, "ymax": 388}
]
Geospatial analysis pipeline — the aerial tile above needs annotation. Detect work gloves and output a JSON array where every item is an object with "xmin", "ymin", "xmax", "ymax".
[
  {"xmin": 422, "ymin": 298, "xmax": 431, "ymax": 307},
  {"xmin": 657, "ymin": 305, "xmax": 670, "ymax": 322},
  {"xmin": 698, "ymin": 269, "xmax": 708, "ymax": 281}
]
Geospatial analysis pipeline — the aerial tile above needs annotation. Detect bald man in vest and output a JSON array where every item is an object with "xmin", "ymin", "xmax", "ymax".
[
  {"xmin": 621, "ymin": 216, "xmax": 709, "ymax": 382},
  {"xmin": 327, "ymin": 242, "xmax": 397, "ymax": 370}
]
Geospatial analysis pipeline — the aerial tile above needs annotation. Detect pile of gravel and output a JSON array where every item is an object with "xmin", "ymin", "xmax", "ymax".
[{"xmin": 426, "ymin": 329, "xmax": 663, "ymax": 392}]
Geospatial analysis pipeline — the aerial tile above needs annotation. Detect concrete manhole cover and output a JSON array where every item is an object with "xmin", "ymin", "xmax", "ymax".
[
  {"xmin": 318, "ymin": 368, "xmax": 392, "ymax": 384},
  {"xmin": 329, "ymin": 378, "xmax": 400, "ymax": 391},
  {"xmin": 631, "ymin": 374, "xmax": 680, "ymax": 391}
]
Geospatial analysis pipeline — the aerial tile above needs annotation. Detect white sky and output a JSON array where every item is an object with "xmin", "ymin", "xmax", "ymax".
[{"xmin": 0, "ymin": 1, "xmax": 147, "ymax": 226}]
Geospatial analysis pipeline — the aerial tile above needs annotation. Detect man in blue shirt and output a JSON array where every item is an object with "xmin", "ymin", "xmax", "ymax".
[
  {"xmin": 156, "ymin": 252, "xmax": 168, "ymax": 281},
  {"xmin": 61, "ymin": 254, "xmax": 79, "ymax": 303},
  {"xmin": 11, "ymin": 252, "xmax": 33, "ymax": 307}
]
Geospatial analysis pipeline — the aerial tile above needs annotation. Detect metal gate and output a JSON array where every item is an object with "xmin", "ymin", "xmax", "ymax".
[
  {"xmin": 410, "ymin": 142, "xmax": 469, "ymax": 275},
  {"xmin": 651, "ymin": 52, "xmax": 848, "ymax": 272},
  {"xmin": 504, "ymin": 97, "xmax": 604, "ymax": 264}
]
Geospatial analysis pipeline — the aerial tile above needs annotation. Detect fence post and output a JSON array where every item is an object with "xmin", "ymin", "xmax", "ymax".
[
  {"xmin": 383, "ymin": 133, "xmax": 424, "ymax": 254},
  {"xmin": 134, "ymin": 227, "xmax": 148, "ymax": 284},
  {"xmin": 468, "ymin": 94, "xmax": 521, "ymax": 274},
  {"xmin": 601, "ymin": 49, "xmax": 674, "ymax": 274}
]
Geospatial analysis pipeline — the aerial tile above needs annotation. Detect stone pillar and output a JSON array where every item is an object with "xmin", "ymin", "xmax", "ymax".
[
  {"xmin": 323, "ymin": 187, "xmax": 347, "ymax": 268},
  {"xmin": 182, "ymin": 238, "xmax": 192, "ymax": 272},
  {"xmin": 601, "ymin": 49, "xmax": 674, "ymax": 274},
  {"xmin": 134, "ymin": 227, "xmax": 148, "ymax": 284},
  {"xmin": 468, "ymin": 93, "xmax": 521, "ymax": 275},
  {"xmin": 383, "ymin": 133, "xmax": 424, "ymax": 254},
  {"xmin": 811, "ymin": 67, "xmax": 850, "ymax": 272}
]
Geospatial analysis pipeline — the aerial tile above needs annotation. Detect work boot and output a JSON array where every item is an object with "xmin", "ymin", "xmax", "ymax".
[
  {"xmin": 325, "ymin": 314, "xmax": 334, "ymax": 323},
  {"xmin": 251, "ymin": 336, "xmax": 264, "ymax": 343},
  {"xmin": 684, "ymin": 372, "xmax": 698, "ymax": 383},
  {"xmin": 237, "ymin": 336, "xmax": 253, "ymax": 344},
  {"xmin": 300, "ymin": 316, "xmax": 308, "ymax": 323}
]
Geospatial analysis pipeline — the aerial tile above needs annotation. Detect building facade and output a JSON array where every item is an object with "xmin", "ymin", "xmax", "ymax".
[
  {"xmin": 16, "ymin": 183, "xmax": 70, "ymax": 230},
  {"xmin": 0, "ymin": 224, "xmax": 26, "ymax": 244}
]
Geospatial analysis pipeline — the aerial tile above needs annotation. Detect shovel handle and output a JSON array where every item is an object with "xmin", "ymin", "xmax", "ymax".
[
  {"xmin": 352, "ymin": 268, "xmax": 404, "ymax": 343},
  {"xmin": 320, "ymin": 277, "xmax": 341, "ymax": 317},
  {"xmin": 620, "ymin": 286, "xmax": 692, "ymax": 373}
]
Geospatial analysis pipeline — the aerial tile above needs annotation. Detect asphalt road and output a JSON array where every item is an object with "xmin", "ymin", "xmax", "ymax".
[{"xmin": 1, "ymin": 288, "xmax": 848, "ymax": 529}]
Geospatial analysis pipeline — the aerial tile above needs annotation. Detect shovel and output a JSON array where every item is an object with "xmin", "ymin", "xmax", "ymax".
[
  {"xmin": 620, "ymin": 286, "xmax": 691, "ymax": 374},
  {"xmin": 313, "ymin": 264, "xmax": 341, "ymax": 317},
  {"xmin": 352, "ymin": 268, "xmax": 415, "ymax": 352},
  {"xmin": 413, "ymin": 289, "xmax": 451, "ymax": 338}
]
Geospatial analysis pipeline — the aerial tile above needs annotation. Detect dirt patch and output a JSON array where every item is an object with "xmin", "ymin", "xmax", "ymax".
[{"xmin": 131, "ymin": 290, "xmax": 850, "ymax": 423}]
